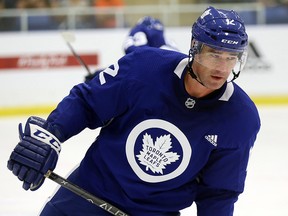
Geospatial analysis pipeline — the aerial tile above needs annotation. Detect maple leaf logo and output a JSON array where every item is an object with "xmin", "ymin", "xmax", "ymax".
[{"xmin": 136, "ymin": 133, "xmax": 180, "ymax": 174}]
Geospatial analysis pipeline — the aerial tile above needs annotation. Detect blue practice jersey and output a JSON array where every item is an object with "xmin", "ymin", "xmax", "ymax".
[{"xmin": 47, "ymin": 47, "xmax": 261, "ymax": 216}]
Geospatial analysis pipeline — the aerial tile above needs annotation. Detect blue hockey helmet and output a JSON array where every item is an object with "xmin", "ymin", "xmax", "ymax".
[
  {"xmin": 192, "ymin": 6, "xmax": 248, "ymax": 53},
  {"xmin": 136, "ymin": 16, "xmax": 164, "ymax": 31},
  {"xmin": 188, "ymin": 6, "xmax": 249, "ymax": 82}
]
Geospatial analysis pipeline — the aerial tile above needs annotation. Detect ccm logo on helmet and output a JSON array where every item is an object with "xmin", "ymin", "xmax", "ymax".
[{"xmin": 221, "ymin": 39, "xmax": 238, "ymax": 45}]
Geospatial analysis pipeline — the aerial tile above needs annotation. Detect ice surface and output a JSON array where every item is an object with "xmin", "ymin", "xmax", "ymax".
[{"xmin": 1, "ymin": 106, "xmax": 288, "ymax": 216}]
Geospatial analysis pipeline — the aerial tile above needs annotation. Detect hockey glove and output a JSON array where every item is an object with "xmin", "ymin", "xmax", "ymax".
[
  {"xmin": 7, "ymin": 116, "xmax": 61, "ymax": 191},
  {"xmin": 84, "ymin": 68, "xmax": 104, "ymax": 83}
]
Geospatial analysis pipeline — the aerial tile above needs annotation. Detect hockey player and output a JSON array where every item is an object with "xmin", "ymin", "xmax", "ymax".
[
  {"xmin": 85, "ymin": 15, "xmax": 178, "ymax": 82},
  {"xmin": 7, "ymin": 6, "xmax": 261, "ymax": 216},
  {"xmin": 122, "ymin": 15, "xmax": 178, "ymax": 54}
]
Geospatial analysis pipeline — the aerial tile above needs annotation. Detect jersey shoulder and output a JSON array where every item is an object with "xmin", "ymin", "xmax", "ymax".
[
  {"xmin": 214, "ymin": 82, "xmax": 261, "ymax": 145},
  {"xmin": 228, "ymin": 82, "xmax": 261, "ymax": 135},
  {"xmin": 232, "ymin": 83, "xmax": 259, "ymax": 116},
  {"xmin": 120, "ymin": 47, "xmax": 187, "ymax": 75}
]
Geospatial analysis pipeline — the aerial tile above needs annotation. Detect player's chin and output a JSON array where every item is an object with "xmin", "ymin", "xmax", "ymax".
[{"xmin": 206, "ymin": 77, "xmax": 226, "ymax": 90}]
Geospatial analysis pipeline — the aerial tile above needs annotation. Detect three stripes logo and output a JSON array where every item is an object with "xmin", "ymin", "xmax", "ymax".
[{"xmin": 205, "ymin": 135, "xmax": 218, "ymax": 147}]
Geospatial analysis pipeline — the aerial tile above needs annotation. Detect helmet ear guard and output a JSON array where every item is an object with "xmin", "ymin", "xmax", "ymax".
[
  {"xmin": 189, "ymin": 38, "xmax": 202, "ymax": 56},
  {"xmin": 187, "ymin": 39, "xmax": 202, "ymax": 82}
]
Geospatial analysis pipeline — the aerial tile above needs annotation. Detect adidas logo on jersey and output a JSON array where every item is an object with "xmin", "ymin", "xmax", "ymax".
[{"xmin": 205, "ymin": 135, "xmax": 218, "ymax": 147}]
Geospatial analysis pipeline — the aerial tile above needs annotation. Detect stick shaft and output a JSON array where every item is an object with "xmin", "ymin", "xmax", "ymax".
[
  {"xmin": 45, "ymin": 170, "xmax": 129, "ymax": 216},
  {"xmin": 66, "ymin": 41, "xmax": 92, "ymax": 75}
]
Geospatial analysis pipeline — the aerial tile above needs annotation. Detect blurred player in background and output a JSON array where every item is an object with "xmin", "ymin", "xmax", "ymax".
[
  {"xmin": 7, "ymin": 6, "xmax": 260, "ymax": 216},
  {"xmin": 122, "ymin": 16, "xmax": 179, "ymax": 54},
  {"xmin": 85, "ymin": 15, "xmax": 178, "ymax": 82}
]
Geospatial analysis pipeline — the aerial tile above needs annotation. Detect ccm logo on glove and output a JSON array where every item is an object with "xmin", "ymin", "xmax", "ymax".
[{"xmin": 30, "ymin": 123, "xmax": 61, "ymax": 155}]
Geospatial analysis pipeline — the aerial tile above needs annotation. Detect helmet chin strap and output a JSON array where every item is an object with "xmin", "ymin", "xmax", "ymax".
[
  {"xmin": 187, "ymin": 50, "xmax": 205, "ymax": 87},
  {"xmin": 229, "ymin": 70, "xmax": 240, "ymax": 83}
]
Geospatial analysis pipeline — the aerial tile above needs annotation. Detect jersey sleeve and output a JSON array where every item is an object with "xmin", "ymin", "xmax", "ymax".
[
  {"xmin": 195, "ymin": 137, "xmax": 255, "ymax": 215},
  {"xmin": 194, "ymin": 134, "xmax": 257, "ymax": 215},
  {"xmin": 46, "ymin": 48, "xmax": 185, "ymax": 142},
  {"xmin": 46, "ymin": 56, "xmax": 134, "ymax": 142},
  {"xmin": 195, "ymin": 95, "xmax": 261, "ymax": 216}
]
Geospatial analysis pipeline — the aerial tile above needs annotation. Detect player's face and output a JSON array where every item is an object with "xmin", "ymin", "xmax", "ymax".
[{"xmin": 193, "ymin": 45, "xmax": 239, "ymax": 90}]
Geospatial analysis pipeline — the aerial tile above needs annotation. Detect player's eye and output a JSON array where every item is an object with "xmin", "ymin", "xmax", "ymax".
[
  {"xmin": 208, "ymin": 53, "xmax": 220, "ymax": 59},
  {"xmin": 226, "ymin": 56, "xmax": 237, "ymax": 61}
]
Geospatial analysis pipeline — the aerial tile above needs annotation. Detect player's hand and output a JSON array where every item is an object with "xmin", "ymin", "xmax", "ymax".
[
  {"xmin": 84, "ymin": 68, "xmax": 104, "ymax": 83},
  {"xmin": 7, "ymin": 116, "xmax": 61, "ymax": 191}
]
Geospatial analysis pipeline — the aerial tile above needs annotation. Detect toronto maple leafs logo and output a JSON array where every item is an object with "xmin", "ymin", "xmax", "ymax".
[
  {"xmin": 126, "ymin": 119, "xmax": 192, "ymax": 183},
  {"xmin": 136, "ymin": 133, "xmax": 180, "ymax": 174}
]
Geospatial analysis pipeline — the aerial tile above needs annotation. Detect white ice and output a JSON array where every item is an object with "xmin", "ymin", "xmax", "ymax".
[{"xmin": 1, "ymin": 106, "xmax": 288, "ymax": 216}]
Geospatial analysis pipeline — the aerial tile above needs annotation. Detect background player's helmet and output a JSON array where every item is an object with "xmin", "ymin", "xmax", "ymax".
[
  {"xmin": 123, "ymin": 16, "xmax": 167, "ymax": 54},
  {"xmin": 136, "ymin": 16, "xmax": 164, "ymax": 31},
  {"xmin": 189, "ymin": 6, "xmax": 248, "ymax": 81}
]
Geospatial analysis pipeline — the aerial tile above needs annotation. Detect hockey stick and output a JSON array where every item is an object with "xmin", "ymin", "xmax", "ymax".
[
  {"xmin": 61, "ymin": 32, "xmax": 93, "ymax": 75},
  {"xmin": 45, "ymin": 170, "xmax": 129, "ymax": 216}
]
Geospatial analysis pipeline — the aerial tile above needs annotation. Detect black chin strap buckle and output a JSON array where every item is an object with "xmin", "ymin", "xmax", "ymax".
[{"xmin": 229, "ymin": 70, "xmax": 240, "ymax": 83}]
